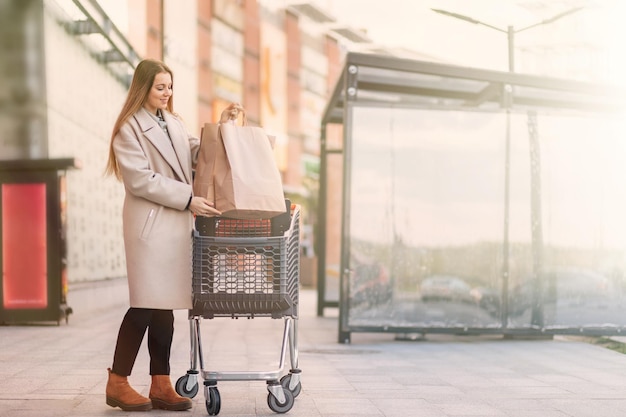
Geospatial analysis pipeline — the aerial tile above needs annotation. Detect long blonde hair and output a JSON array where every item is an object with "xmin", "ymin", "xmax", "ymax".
[{"xmin": 104, "ymin": 59, "xmax": 174, "ymax": 180}]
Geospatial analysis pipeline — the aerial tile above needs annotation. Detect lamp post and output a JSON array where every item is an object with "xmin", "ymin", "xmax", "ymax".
[
  {"xmin": 431, "ymin": 6, "xmax": 584, "ymax": 328},
  {"xmin": 431, "ymin": 7, "xmax": 584, "ymax": 73}
]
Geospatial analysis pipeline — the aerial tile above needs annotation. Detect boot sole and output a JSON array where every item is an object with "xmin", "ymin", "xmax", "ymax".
[
  {"xmin": 151, "ymin": 397, "xmax": 193, "ymax": 411},
  {"xmin": 106, "ymin": 396, "xmax": 153, "ymax": 411}
]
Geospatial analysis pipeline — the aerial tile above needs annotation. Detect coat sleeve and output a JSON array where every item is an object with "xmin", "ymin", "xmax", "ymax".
[{"xmin": 114, "ymin": 122, "xmax": 192, "ymax": 210}]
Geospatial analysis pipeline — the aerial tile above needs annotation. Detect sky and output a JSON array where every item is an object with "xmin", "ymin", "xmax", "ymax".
[{"xmin": 264, "ymin": 0, "xmax": 626, "ymax": 84}]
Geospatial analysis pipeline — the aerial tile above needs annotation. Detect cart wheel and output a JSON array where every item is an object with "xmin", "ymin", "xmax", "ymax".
[
  {"xmin": 175, "ymin": 375, "xmax": 199, "ymax": 398},
  {"xmin": 206, "ymin": 387, "xmax": 221, "ymax": 416},
  {"xmin": 267, "ymin": 388, "xmax": 294, "ymax": 414},
  {"xmin": 280, "ymin": 374, "xmax": 301, "ymax": 398}
]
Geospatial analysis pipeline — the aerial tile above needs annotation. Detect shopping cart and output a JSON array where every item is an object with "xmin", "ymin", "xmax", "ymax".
[{"xmin": 175, "ymin": 203, "xmax": 301, "ymax": 415}]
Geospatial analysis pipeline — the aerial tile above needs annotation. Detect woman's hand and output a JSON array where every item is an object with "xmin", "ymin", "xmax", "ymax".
[
  {"xmin": 219, "ymin": 102, "xmax": 244, "ymax": 124},
  {"xmin": 189, "ymin": 196, "xmax": 221, "ymax": 217}
]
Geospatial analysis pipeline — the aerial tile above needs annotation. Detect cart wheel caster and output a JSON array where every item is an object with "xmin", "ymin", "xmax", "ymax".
[
  {"xmin": 267, "ymin": 387, "xmax": 294, "ymax": 413},
  {"xmin": 206, "ymin": 387, "xmax": 221, "ymax": 416},
  {"xmin": 280, "ymin": 374, "xmax": 301, "ymax": 398},
  {"xmin": 175, "ymin": 374, "xmax": 199, "ymax": 398}
]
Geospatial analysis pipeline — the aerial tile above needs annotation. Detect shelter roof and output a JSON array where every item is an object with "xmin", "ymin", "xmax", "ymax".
[{"xmin": 322, "ymin": 52, "xmax": 626, "ymax": 124}]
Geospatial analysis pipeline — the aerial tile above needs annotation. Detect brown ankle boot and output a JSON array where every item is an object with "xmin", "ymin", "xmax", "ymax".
[
  {"xmin": 149, "ymin": 375, "xmax": 192, "ymax": 411},
  {"xmin": 106, "ymin": 368, "xmax": 152, "ymax": 411}
]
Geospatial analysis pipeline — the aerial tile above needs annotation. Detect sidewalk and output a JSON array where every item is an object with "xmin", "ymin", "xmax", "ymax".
[{"xmin": 3, "ymin": 279, "xmax": 626, "ymax": 417}]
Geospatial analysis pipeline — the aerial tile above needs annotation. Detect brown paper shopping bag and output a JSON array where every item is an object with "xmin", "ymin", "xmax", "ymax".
[
  {"xmin": 193, "ymin": 117, "xmax": 285, "ymax": 219},
  {"xmin": 193, "ymin": 123, "xmax": 220, "ymax": 202},
  {"xmin": 215, "ymin": 122, "xmax": 285, "ymax": 219}
]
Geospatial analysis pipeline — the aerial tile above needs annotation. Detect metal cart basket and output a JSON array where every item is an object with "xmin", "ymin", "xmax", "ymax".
[{"xmin": 176, "ymin": 204, "xmax": 301, "ymax": 415}]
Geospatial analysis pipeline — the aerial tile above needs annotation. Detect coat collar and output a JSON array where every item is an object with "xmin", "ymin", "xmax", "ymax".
[
  {"xmin": 134, "ymin": 108, "xmax": 191, "ymax": 184},
  {"xmin": 161, "ymin": 111, "xmax": 193, "ymax": 184}
]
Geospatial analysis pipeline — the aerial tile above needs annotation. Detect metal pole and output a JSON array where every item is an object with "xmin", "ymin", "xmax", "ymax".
[
  {"xmin": 507, "ymin": 26, "xmax": 515, "ymax": 72},
  {"xmin": 501, "ymin": 106, "xmax": 511, "ymax": 328},
  {"xmin": 528, "ymin": 111, "xmax": 544, "ymax": 327},
  {"xmin": 317, "ymin": 123, "xmax": 328, "ymax": 317},
  {"xmin": 501, "ymin": 26, "xmax": 514, "ymax": 328}
]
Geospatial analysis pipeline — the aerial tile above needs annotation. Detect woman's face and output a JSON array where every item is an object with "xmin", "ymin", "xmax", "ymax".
[{"xmin": 144, "ymin": 71, "xmax": 172, "ymax": 114}]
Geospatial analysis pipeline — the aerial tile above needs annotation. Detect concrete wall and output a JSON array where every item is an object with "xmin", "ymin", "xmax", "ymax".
[{"xmin": 43, "ymin": 6, "xmax": 127, "ymax": 282}]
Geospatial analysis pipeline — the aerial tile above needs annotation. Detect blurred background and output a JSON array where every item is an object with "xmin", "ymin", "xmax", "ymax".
[{"xmin": 2, "ymin": 0, "xmax": 626, "ymax": 332}]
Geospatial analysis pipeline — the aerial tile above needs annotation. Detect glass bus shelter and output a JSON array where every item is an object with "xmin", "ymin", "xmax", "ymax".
[{"xmin": 318, "ymin": 52, "xmax": 626, "ymax": 343}]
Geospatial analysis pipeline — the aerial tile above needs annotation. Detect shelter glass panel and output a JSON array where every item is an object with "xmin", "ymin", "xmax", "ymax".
[
  {"xmin": 507, "ymin": 114, "xmax": 626, "ymax": 329},
  {"xmin": 346, "ymin": 107, "xmax": 509, "ymax": 329},
  {"xmin": 345, "ymin": 105, "xmax": 626, "ymax": 332}
]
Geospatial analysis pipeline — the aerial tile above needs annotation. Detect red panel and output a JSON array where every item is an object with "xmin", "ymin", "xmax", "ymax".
[{"xmin": 2, "ymin": 183, "xmax": 48, "ymax": 309}]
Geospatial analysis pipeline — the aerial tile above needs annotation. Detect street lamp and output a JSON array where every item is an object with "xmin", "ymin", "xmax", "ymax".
[
  {"xmin": 431, "ymin": 6, "xmax": 584, "ymax": 328},
  {"xmin": 431, "ymin": 7, "xmax": 585, "ymax": 72}
]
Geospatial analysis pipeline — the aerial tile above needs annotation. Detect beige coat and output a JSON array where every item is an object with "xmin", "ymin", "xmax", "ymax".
[{"xmin": 113, "ymin": 108, "xmax": 200, "ymax": 309}]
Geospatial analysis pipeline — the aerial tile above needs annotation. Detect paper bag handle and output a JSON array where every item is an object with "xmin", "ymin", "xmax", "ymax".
[{"xmin": 225, "ymin": 108, "xmax": 247, "ymax": 126}]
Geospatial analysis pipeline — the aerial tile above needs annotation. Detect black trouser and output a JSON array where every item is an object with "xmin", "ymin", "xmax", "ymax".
[{"xmin": 111, "ymin": 308, "xmax": 174, "ymax": 377}]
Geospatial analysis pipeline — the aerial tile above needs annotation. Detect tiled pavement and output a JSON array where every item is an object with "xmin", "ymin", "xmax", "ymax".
[{"xmin": 3, "ymin": 279, "xmax": 626, "ymax": 417}]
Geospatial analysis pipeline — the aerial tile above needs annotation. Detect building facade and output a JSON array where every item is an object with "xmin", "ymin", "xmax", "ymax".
[{"xmin": 0, "ymin": 0, "xmax": 346, "ymax": 285}]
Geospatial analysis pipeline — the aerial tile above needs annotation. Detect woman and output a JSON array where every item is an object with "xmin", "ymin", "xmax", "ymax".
[{"xmin": 104, "ymin": 58, "xmax": 240, "ymax": 411}]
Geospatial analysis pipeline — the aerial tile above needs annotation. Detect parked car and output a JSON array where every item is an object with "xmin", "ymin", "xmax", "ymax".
[
  {"xmin": 350, "ymin": 259, "xmax": 392, "ymax": 307},
  {"xmin": 470, "ymin": 286, "xmax": 501, "ymax": 316},
  {"xmin": 420, "ymin": 275, "xmax": 473, "ymax": 303},
  {"xmin": 509, "ymin": 267, "xmax": 613, "ymax": 316}
]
